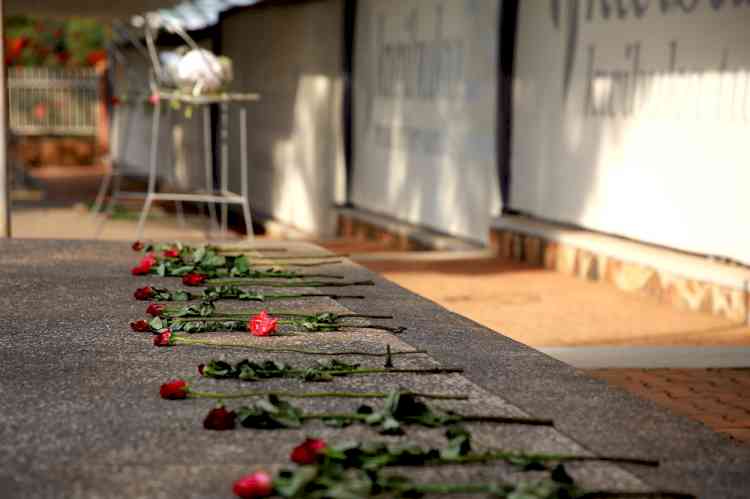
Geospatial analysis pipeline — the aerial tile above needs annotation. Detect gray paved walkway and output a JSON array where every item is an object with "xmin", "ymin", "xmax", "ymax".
[{"xmin": 1, "ymin": 239, "xmax": 748, "ymax": 498}]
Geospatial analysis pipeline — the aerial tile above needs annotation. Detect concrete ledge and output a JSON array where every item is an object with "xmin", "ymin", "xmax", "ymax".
[{"xmin": 492, "ymin": 215, "xmax": 750, "ymax": 324}]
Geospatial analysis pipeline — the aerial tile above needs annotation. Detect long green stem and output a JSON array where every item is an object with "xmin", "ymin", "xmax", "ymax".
[
  {"xmin": 299, "ymin": 412, "xmax": 553, "ymax": 427},
  {"xmin": 166, "ymin": 313, "xmax": 393, "ymax": 321},
  {"xmin": 318, "ymin": 367, "xmax": 462, "ymax": 376},
  {"xmin": 409, "ymin": 483, "xmax": 497, "ymax": 495},
  {"xmin": 274, "ymin": 312, "xmax": 394, "ymax": 320},
  {"xmin": 409, "ymin": 485, "xmax": 691, "ymax": 498},
  {"xmin": 172, "ymin": 336, "xmax": 425, "ymax": 357},
  {"xmin": 213, "ymin": 246, "xmax": 289, "ymax": 253},
  {"xmin": 443, "ymin": 451, "xmax": 657, "ymax": 467},
  {"xmin": 254, "ymin": 260, "xmax": 343, "ymax": 267},
  {"xmin": 206, "ymin": 279, "xmax": 375, "ymax": 288},
  {"xmin": 577, "ymin": 493, "xmax": 695, "ymax": 498},
  {"xmin": 187, "ymin": 389, "xmax": 468, "ymax": 401},
  {"xmin": 218, "ymin": 252, "xmax": 348, "ymax": 259},
  {"xmin": 244, "ymin": 258, "xmax": 343, "ymax": 268}
]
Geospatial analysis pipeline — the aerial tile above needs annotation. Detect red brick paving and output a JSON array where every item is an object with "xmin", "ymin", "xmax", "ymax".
[{"xmin": 588, "ymin": 369, "xmax": 750, "ymax": 445}]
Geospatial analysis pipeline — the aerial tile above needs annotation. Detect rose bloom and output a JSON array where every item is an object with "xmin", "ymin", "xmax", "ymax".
[
  {"xmin": 131, "ymin": 253, "xmax": 157, "ymax": 275},
  {"xmin": 163, "ymin": 248, "xmax": 180, "ymax": 258},
  {"xmin": 149, "ymin": 93, "xmax": 160, "ymax": 105},
  {"xmin": 233, "ymin": 471, "xmax": 273, "ymax": 498},
  {"xmin": 130, "ymin": 319, "xmax": 151, "ymax": 332},
  {"xmin": 198, "ymin": 364, "xmax": 205, "ymax": 376},
  {"xmin": 146, "ymin": 303, "xmax": 165, "ymax": 317},
  {"xmin": 160, "ymin": 379, "xmax": 189, "ymax": 399},
  {"xmin": 182, "ymin": 273, "xmax": 207, "ymax": 286},
  {"xmin": 132, "ymin": 241, "xmax": 144, "ymax": 251},
  {"xmin": 133, "ymin": 287, "xmax": 154, "ymax": 301},
  {"xmin": 203, "ymin": 406, "xmax": 236, "ymax": 430},
  {"xmin": 289, "ymin": 438, "xmax": 327, "ymax": 465},
  {"xmin": 248, "ymin": 310, "xmax": 277, "ymax": 337},
  {"xmin": 153, "ymin": 329, "xmax": 173, "ymax": 347}
]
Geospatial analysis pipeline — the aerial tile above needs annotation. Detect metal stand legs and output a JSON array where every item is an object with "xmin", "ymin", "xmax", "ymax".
[{"xmin": 93, "ymin": 95, "xmax": 255, "ymax": 241}]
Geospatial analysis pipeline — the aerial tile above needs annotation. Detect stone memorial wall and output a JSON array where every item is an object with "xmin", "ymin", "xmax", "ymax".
[
  {"xmin": 512, "ymin": 0, "xmax": 750, "ymax": 265},
  {"xmin": 352, "ymin": 0, "xmax": 501, "ymax": 243}
]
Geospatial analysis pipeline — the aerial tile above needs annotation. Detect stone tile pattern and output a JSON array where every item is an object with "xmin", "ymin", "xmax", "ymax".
[
  {"xmin": 490, "ymin": 230, "xmax": 749, "ymax": 323},
  {"xmin": 589, "ymin": 368, "xmax": 750, "ymax": 445}
]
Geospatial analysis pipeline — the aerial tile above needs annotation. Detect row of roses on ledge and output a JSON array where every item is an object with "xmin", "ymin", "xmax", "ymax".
[{"xmin": 130, "ymin": 242, "xmax": 692, "ymax": 499}]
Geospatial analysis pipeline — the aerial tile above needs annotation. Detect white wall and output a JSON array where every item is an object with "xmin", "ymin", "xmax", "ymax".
[
  {"xmin": 221, "ymin": 1, "xmax": 346, "ymax": 236},
  {"xmin": 352, "ymin": 0, "xmax": 500, "ymax": 243},
  {"xmin": 513, "ymin": 1, "xmax": 750, "ymax": 265}
]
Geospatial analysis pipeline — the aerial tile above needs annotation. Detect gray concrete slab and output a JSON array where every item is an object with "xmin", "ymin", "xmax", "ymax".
[{"xmin": 0, "ymin": 239, "xmax": 748, "ymax": 498}]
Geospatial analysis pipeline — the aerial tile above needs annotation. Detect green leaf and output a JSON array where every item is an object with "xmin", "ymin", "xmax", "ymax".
[
  {"xmin": 231, "ymin": 255, "xmax": 250, "ymax": 276},
  {"xmin": 274, "ymin": 466, "xmax": 319, "ymax": 497},
  {"xmin": 238, "ymin": 290, "xmax": 263, "ymax": 301},
  {"xmin": 440, "ymin": 426, "xmax": 472, "ymax": 460},
  {"xmin": 379, "ymin": 417, "xmax": 403, "ymax": 435},
  {"xmin": 302, "ymin": 369, "xmax": 334, "ymax": 382},
  {"xmin": 237, "ymin": 396, "xmax": 303, "ymax": 429},
  {"xmin": 148, "ymin": 317, "xmax": 165, "ymax": 330},
  {"xmin": 168, "ymin": 265, "xmax": 194, "ymax": 276},
  {"xmin": 383, "ymin": 390, "xmax": 401, "ymax": 416},
  {"xmin": 313, "ymin": 312, "xmax": 339, "ymax": 324},
  {"xmin": 321, "ymin": 417, "xmax": 354, "ymax": 428},
  {"xmin": 200, "ymin": 252, "xmax": 226, "ymax": 268},
  {"xmin": 173, "ymin": 290, "xmax": 191, "ymax": 301},
  {"xmin": 202, "ymin": 360, "xmax": 235, "ymax": 378},
  {"xmin": 191, "ymin": 246, "xmax": 206, "ymax": 264},
  {"xmin": 198, "ymin": 302, "xmax": 216, "ymax": 317}
]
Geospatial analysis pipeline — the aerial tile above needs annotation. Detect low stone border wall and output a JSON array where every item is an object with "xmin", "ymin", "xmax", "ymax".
[
  {"xmin": 490, "ymin": 228, "xmax": 749, "ymax": 324},
  {"xmin": 336, "ymin": 209, "xmax": 749, "ymax": 324},
  {"xmin": 337, "ymin": 212, "xmax": 433, "ymax": 251}
]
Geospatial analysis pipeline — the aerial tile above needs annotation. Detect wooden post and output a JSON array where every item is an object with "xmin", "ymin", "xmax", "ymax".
[{"xmin": 0, "ymin": 0, "xmax": 10, "ymax": 238}]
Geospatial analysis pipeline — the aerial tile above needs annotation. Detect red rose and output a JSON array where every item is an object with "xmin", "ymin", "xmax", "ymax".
[
  {"xmin": 159, "ymin": 379, "xmax": 189, "ymax": 399},
  {"xmin": 134, "ymin": 287, "xmax": 154, "ymax": 301},
  {"xmin": 146, "ymin": 303, "xmax": 165, "ymax": 317},
  {"xmin": 130, "ymin": 319, "xmax": 151, "ymax": 332},
  {"xmin": 233, "ymin": 471, "xmax": 273, "ymax": 498},
  {"xmin": 149, "ymin": 93, "xmax": 160, "ymax": 105},
  {"xmin": 131, "ymin": 253, "xmax": 157, "ymax": 275},
  {"xmin": 248, "ymin": 310, "xmax": 277, "ymax": 337},
  {"xmin": 86, "ymin": 49, "xmax": 107, "ymax": 66},
  {"xmin": 111, "ymin": 96, "xmax": 121, "ymax": 107},
  {"xmin": 198, "ymin": 364, "xmax": 205, "ymax": 376},
  {"xmin": 290, "ymin": 438, "xmax": 327, "ymax": 465},
  {"xmin": 163, "ymin": 248, "xmax": 180, "ymax": 258},
  {"xmin": 131, "ymin": 265, "xmax": 148, "ymax": 276},
  {"xmin": 33, "ymin": 103, "xmax": 47, "ymax": 121},
  {"xmin": 203, "ymin": 406, "xmax": 236, "ymax": 430},
  {"xmin": 5, "ymin": 36, "xmax": 29, "ymax": 65},
  {"xmin": 55, "ymin": 51, "xmax": 70, "ymax": 64},
  {"xmin": 132, "ymin": 241, "xmax": 144, "ymax": 251},
  {"xmin": 182, "ymin": 273, "xmax": 207, "ymax": 286},
  {"xmin": 153, "ymin": 329, "xmax": 174, "ymax": 347}
]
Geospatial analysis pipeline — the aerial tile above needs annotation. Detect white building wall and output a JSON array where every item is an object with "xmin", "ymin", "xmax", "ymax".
[
  {"xmin": 513, "ymin": 1, "xmax": 750, "ymax": 265},
  {"xmin": 221, "ymin": 1, "xmax": 346, "ymax": 236},
  {"xmin": 352, "ymin": 0, "xmax": 500, "ymax": 244}
]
